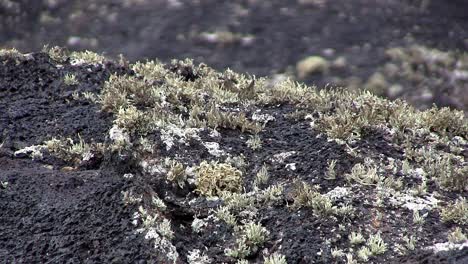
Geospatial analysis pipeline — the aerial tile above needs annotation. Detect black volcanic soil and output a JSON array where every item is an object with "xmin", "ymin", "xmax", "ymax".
[
  {"xmin": 1, "ymin": 0, "xmax": 467, "ymax": 111},
  {"xmin": 1, "ymin": 52, "xmax": 467, "ymax": 263},
  {"xmin": 0, "ymin": 53, "xmax": 131, "ymax": 151},
  {"xmin": 0, "ymin": 53, "xmax": 164, "ymax": 262},
  {"xmin": 0, "ymin": 156, "xmax": 164, "ymax": 263}
]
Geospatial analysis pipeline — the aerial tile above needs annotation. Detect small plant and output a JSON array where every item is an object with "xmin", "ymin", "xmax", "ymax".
[
  {"xmin": 421, "ymin": 107, "xmax": 467, "ymax": 138},
  {"xmin": 138, "ymin": 206, "xmax": 157, "ymax": 228},
  {"xmin": 43, "ymin": 45, "xmax": 68, "ymax": 62},
  {"xmin": 70, "ymin": 50, "xmax": 106, "ymax": 64},
  {"xmin": 357, "ymin": 246, "xmax": 372, "ymax": 261},
  {"xmin": 366, "ymin": 233, "xmax": 387, "ymax": 255},
  {"xmin": 114, "ymin": 105, "xmax": 151, "ymax": 134},
  {"xmin": 440, "ymin": 198, "xmax": 467, "ymax": 225},
  {"xmin": 412, "ymin": 210, "xmax": 426, "ymax": 225},
  {"xmin": 331, "ymin": 247, "xmax": 345, "ymax": 258},
  {"xmin": 44, "ymin": 136, "xmax": 95, "ymax": 163},
  {"xmin": 336, "ymin": 203, "xmax": 355, "ymax": 219},
  {"xmin": 254, "ymin": 164, "xmax": 269, "ymax": 187},
  {"xmin": 448, "ymin": 227, "xmax": 467, "ymax": 243},
  {"xmin": 264, "ymin": 252, "xmax": 287, "ymax": 264},
  {"xmin": 428, "ymin": 154, "xmax": 467, "ymax": 192},
  {"xmin": 63, "ymin": 73, "xmax": 79, "ymax": 85},
  {"xmin": 221, "ymin": 191, "xmax": 254, "ymax": 211},
  {"xmin": 345, "ymin": 253, "xmax": 358, "ymax": 264},
  {"xmin": 244, "ymin": 222, "xmax": 269, "ymax": 247},
  {"xmin": 349, "ymin": 231, "xmax": 365, "ymax": 245},
  {"xmin": 215, "ymin": 206, "xmax": 237, "ymax": 226},
  {"xmin": 403, "ymin": 235, "xmax": 416, "ymax": 251},
  {"xmin": 122, "ymin": 190, "xmax": 143, "ymax": 205},
  {"xmin": 131, "ymin": 59, "xmax": 169, "ymax": 81},
  {"xmin": 260, "ymin": 184, "xmax": 284, "ymax": 205},
  {"xmin": 319, "ymin": 105, "xmax": 362, "ymax": 140},
  {"xmin": 81, "ymin": 91, "xmax": 99, "ymax": 103},
  {"xmin": 246, "ymin": 134, "xmax": 262, "ymax": 150},
  {"xmin": 225, "ymin": 237, "xmax": 250, "ymax": 259},
  {"xmin": 325, "ymin": 159, "xmax": 337, "ymax": 180},
  {"xmin": 226, "ymin": 222, "xmax": 269, "ymax": 259},
  {"xmin": 157, "ymin": 219, "xmax": 174, "ymax": 240},
  {"xmin": 165, "ymin": 159, "xmax": 186, "ymax": 188},
  {"xmin": 292, "ymin": 181, "xmax": 336, "ymax": 217},
  {"xmin": 346, "ymin": 163, "xmax": 382, "ymax": 186},
  {"xmin": 205, "ymin": 106, "xmax": 263, "ymax": 134},
  {"xmin": 151, "ymin": 196, "xmax": 166, "ymax": 211}
]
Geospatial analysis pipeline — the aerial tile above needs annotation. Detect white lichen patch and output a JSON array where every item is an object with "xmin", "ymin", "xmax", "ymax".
[
  {"xmin": 82, "ymin": 151, "xmax": 94, "ymax": 161},
  {"xmin": 426, "ymin": 240, "xmax": 468, "ymax": 253},
  {"xmin": 325, "ymin": 187, "xmax": 350, "ymax": 201},
  {"xmin": 209, "ymin": 129, "xmax": 221, "ymax": 138},
  {"xmin": 285, "ymin": 163, "xmax": 297, "ymax": 171},
  {"xmin": 109, "ymin": 125, "xmax": 130, "ymax": 144},
  {"xmin": 410, "ymin": 168, "xmax": 426, "ymax": 179},
  {"xmin": 160, "ymin": 130, "xmax": 176, "ymax": 151},
  {"xmin": 14, "ymin": 145, "xmax": 45, "ymax": 160},
  {"xmin": 203, "ymin": 142, "xmax": 225, "ymax": 157},
  {"xmin": 252, "ymin": 111, "xmax": 276, "ymax": 124},
  {"xmin": 123, "ymin": 173, "xmax": 134, "ymax": 179},
  {"xmin": 271, "ymin": 151, "xmax": 296, "ymax": 163},
  {"xmin": 187, "ymin": 249, "xmax": 212, "ymax": 264},
  {"xmin": 140, "ymin": 159, "xmax": 165, "ymax": 176},
  {"xmin": 192, "ymin": 217, "xmax": 208, "ymax": 233},
  {"xmin": 137, "ymin": 227, "xmax": 179, "ymax": 263},
  {"xmin": 388, "ymin": 192, "xmax": 440, "ymax": 211},
  {"xmin": 160, "ymin": 125, "xmax": 202, "ymax": 151},
  {"xmin": 133, "ymin": 206, "xmax": 178, "ymax": 263}
]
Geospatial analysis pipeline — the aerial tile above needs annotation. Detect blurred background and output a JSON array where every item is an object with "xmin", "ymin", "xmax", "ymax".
[{"xmin": 1, "ymin": 0, "xmax": 467, "ymax": 111}]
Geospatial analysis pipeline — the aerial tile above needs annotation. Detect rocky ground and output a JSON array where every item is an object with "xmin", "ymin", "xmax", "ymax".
[{"xmin": 0, "ymin": 49, "xmax": 466, "ymax": 263}]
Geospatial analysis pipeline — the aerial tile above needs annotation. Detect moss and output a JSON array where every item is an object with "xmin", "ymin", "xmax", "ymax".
[
  {"xmin": 225, "ymin": 222, "xmax": 269, "ymax": 259},
  {"xmin": 70, "ymin": 50, "xmax": 106, "ymax": 64},
  {"xmin": 441, "ymin": 198, "xmax": 467, "ymax": 225},
  {"xmin": 195, "ymin": 161, "xmax": 243, "ymax": 197},
  {"xmin": 291, "ymin": 181, "xmax": 336, "ymax": 217},
  {"xmin": 42, "ymin": 45, "xmax": 68, "ymax": 62},
  {"xmin": 44, "ymin": 136, "xmax": 102, "ymax": 164},
  {"xmin": 0, "ymin": 48, "xmax": 22, "ymax": 57},
  {"xmin": 345, "ymin": 162, "xmax": 382, "ymax": 186},
  {"xmin": 421, "ymin": 107, "xmax": 467, "ymax": 138}
]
